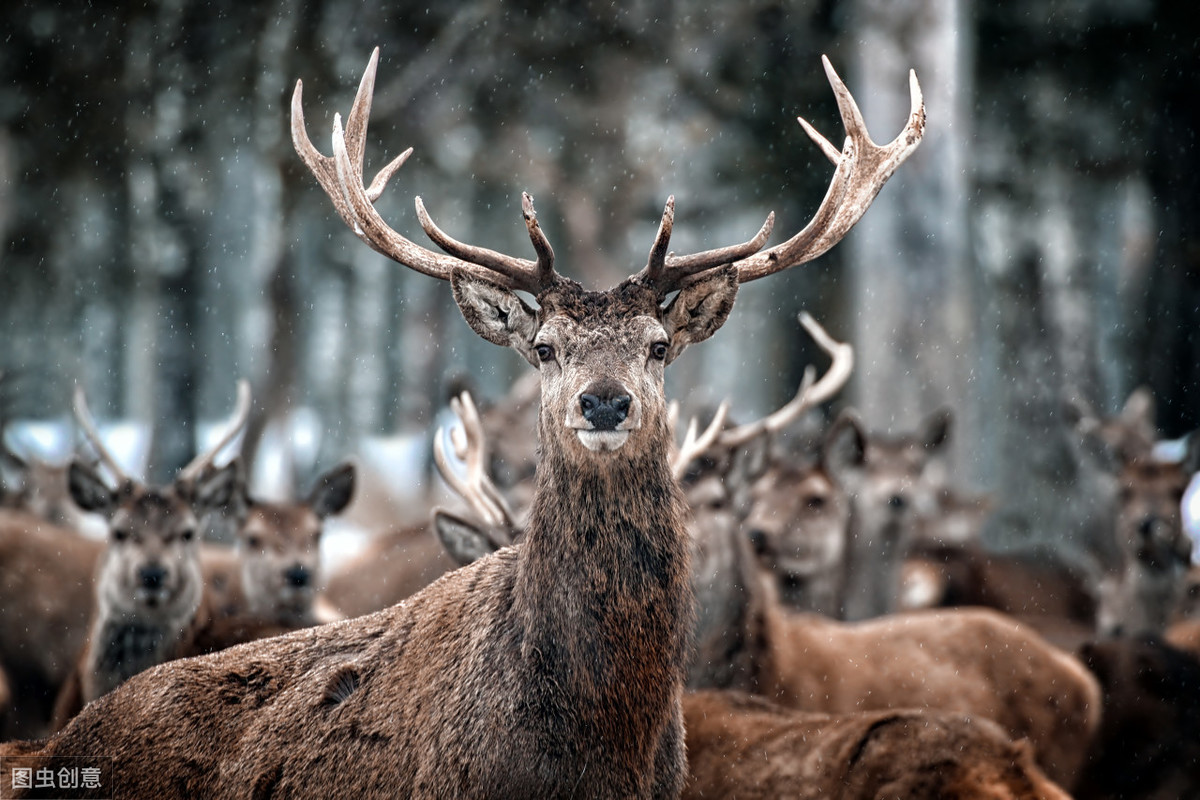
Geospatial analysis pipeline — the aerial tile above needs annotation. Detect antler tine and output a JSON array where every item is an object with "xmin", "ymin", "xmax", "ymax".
[
  {"xmin": 717, "ymin": 312, "xmax": 854, "ymax": 449},
  {"xmin": 414, "ymin": 193, "xmax": 559, "ymax": 295},
  {"xmin": 655, "ymin": 57, "xmax": 923, "ymax": 294},
  {"xmin": 671, "ymin": 401, "xmax": 730, "ymax": 481},
  {"xmin": 433, "ymin": 427, "xmax": 493, "ymax": 526},
  {"xmin": 178, "ymin": 379, "xmax": 252, "ymax": 483},
  {"xmin": 293, "ymin": 48, "xmax": 562, "ymax": 295},
  {"xmin": 729, "ymin": 58, "xmax": 924, "ymax": 285},
  {"xmin": 72, "ymin": 384, "xmax": 130, "ymax": 483},
  {"xmin": 434, "ymin": 391, "xmax": 516, "ymax": 531},
  {"xmin": 645, "ymin": 196, "xmax": 675, "ymax": 283}
]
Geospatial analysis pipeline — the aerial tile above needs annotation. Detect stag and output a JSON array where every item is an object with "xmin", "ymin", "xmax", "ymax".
[{"xmin": 3, "ymin": 47, "xmax": 923, "ymax": 799}]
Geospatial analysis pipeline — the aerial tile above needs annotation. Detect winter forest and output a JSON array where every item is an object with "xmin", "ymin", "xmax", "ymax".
[{"xmin": 1, "ymin": 0, "xmax": 1197, "ymax": 562}]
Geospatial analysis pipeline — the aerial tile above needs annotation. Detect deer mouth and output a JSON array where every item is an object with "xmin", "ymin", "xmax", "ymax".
[
  {"xmin": 575, "ymin": 430, "xmax": 631, "ymax": 452},
  {"xmin": 134, "ymin": 584, "xmax": 176, "ymax": 610}
]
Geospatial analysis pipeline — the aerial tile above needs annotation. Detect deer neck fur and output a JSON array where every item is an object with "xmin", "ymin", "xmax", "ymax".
[
  {"xmin": 516, "ymin": 414, "xmax": 694, "ymax": 719},
  {"xmin": 83, "ymin": 564, "xmax": 204, "ymax": 702}
]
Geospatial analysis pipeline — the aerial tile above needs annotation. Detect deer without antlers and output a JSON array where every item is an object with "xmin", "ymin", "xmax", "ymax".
[{"xmin": 5, "ymin": 47, "xmax": 923, "ymax": 799}]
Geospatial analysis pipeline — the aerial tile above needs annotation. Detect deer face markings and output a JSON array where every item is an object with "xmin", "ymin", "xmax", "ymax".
[
  {"xmin": 535, "ymin": 314, "xmax": 667, "ymax": 455},
  {"xmin": 95, "ymin": 488, "xmax": 203, "ymax": 618}
]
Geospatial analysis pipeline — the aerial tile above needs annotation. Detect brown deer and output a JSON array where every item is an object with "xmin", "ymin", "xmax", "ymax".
[
  {"xmin": 670, "ymin": 313, "xmax": 856, "ymax": 675},
  {"xmin": 49, "ymin": 382, "xmax": 249, "ymax": 730},
  {"xmin": 1094, "ymin": 438, "xmax": 1200, "ymax": 636},
  {"xmin": 682, "ymin": 689, "xmax": 1072, "ymax": 800},
  {"xmin": 1, "ymin": 47, "xmax": 923, "ymax": 799},
  {"xmin": 201, "ymin": 460, "xmax": 356, "ymax": 627},
  {"xmin": 823, "ymin": 405, "xmax": 953, "ymax": 619}
]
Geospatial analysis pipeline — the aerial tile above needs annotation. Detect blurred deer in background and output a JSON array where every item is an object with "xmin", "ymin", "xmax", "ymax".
[
  {"xmin": 822, "ymin": 406, "xmax": 953, "ymax": 620},
  {"xmin": 50, "ymin": 382, "xmax": 248, "ymax": 729},
  {"xmin": 202, "ymin": 460, "xmax": 356, "ymax": 627},
  {"xmin": 2, "ymin": 47, "xmax": 924, "ymax": 799},
  {"xmin": 1071, "ymin": 387, "xmax": 1200, "ymax": 636}
]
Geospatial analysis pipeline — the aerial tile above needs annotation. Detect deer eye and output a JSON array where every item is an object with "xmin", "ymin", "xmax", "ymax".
[
  {"xmin": 650, "ymin": 342, "xmax": 668, "ymax": 361},
  {"xmin": 112, "ymin": 528, "xmax": 129, "ymax": 543},
  {"xmin": 806, "ymin": 495, "xmax": 826, "ymax": 510},
  {"xmin": 535, "ymin": 344, "xmax": 555, "ymax": 363},
  {"xmin": 181, "ymin": 528, "xmax": 195, "ymax": 543},
  {"xmin": 246, "ymin": 535, "xmax": 262, "ymax": 550}
]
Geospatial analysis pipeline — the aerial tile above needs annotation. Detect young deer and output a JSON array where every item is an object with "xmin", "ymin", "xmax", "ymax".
[
  {"xmin": 49, "ymin": 382, "xmax": 249, "ymax": 729},
  {"xmin": 823, "ymin": 405, "xmax": 953, "ymax": 619},
  {"xmin": 3, "ymin": 48, "xmax": 923, "ymax": 798},
  {"xmin": 202, "ymin": 461, "xmax": 356, "ymax": 627}
]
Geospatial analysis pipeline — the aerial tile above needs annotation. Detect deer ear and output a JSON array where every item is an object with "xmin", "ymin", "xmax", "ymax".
[
  {"xmin": 451, "ymin": 270, "xmax": 540, "ymax": 366},
  {"xmin": 823, "ymin": 409, "xmax": 867, "ymax": 478},
  {"xmin": 661, "ymin": 266, "xmax": 739, "ymax": 364},
  {"xmin": 433, "ymin": 509, "xmax": 500, "ymax": 567},
  {"xmin": 309, "ymin": 461, "xmax": 356, "ymax": 518},
  {"xmin": 191, "ymin": 460, "xmax": 243, "ymax": 517},
  {"xmin": 920, "ymin": 408, "xmax": 953, "ymax": 452},
  {"xmin": 68, "ymin": 459, "xmax": 116, "ymax": 515}
]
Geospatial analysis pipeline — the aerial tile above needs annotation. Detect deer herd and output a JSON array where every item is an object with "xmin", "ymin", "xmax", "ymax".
[{"xmin": 0, "ymin": 47, "xmax": 1197, "ymax": 800}]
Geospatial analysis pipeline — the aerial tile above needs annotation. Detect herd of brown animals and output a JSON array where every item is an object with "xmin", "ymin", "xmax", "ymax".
[{"xmin": 0, "ymin": 47, "xmax": 1198, "ymax": 799}]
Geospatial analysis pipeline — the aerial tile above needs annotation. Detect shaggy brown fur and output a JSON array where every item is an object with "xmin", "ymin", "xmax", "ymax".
[{"xmin": 683, "ymin": 689, "xmax": 1072, "ymax": 799}]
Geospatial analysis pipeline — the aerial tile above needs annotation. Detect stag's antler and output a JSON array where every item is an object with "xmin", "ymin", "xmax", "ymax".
[
  {"xmin": 72, "ymin": 385, "xmax": 133, "ymax": 483},
  {"xmin": 293, "ymin": 50, "xmax": 923, "ymax": 298},
  {"xmin": 291, "ymin": 49, "xmax": 562, "ymax": 295},
  {"xmin": 672, "ymin": 313, "xmax": 853, "ymax": 476},
  {"xmin": 671, "ymin": 401, "xmax": 729, "ymax": 481},
  {"xmin": 73, "ymin": 380, "xmax": 251, "ymax": 485},
  {"xmin": 433, "ymin": 391, "xmax": 517, "ymax": 540},
  {"xmin": 177, "ymin": 380, "xmax": 253, "ymax": 483},
  {"xmin": 638, "ymin": 56, "xmax": 925, "ymax": 295}
]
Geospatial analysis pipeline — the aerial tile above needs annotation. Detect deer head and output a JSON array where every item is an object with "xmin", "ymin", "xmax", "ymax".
[
  {"xmin": 67, "ymin": 383, "xmax": 249, "ymax": 624},
  {"xmin": 824, "ymin": 406, "xmax": 953, "ymax": 619},
  {"xmin": 234, "ymin": 461, "xmax": 356, "ymax": 625},
  {"xmin": 292, "ymin": 48, "xmax": 923, "ymax": 470}
]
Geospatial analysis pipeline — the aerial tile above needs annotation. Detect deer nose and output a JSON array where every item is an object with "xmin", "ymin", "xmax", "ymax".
[
  {"xmin": 579, "ymin": 392, "xmax": 631, "ymax": 431},
  {"xmin": 887, "ymin": 494, "xmax": 908, "ymax": 512},
  {"xmin": 284, "ymin": 564, "xmax": 311, "ymax": 588},
  {"xmin": 1138, "ymin": 515, "xmax": 1167, "ymax": 540},
  {"xmin": 139, "ymin": 564, "xmax": 168, "ymax": 590}
]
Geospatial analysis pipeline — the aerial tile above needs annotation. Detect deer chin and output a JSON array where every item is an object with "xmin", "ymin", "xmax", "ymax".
[{"xmin": 575, "ymin": 430, "xmax": 631, "ymax": 452}]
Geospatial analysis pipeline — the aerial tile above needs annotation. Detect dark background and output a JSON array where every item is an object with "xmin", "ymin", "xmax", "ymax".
[{"xmin": 1, "ymin": 0, "xmax": 1196, "ymax": 556}]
